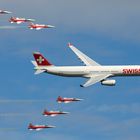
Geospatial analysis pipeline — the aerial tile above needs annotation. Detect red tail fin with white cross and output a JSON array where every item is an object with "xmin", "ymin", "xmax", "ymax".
[{"xmin": 33, "ymin": 52, "xmax": 52, "ymax": 66}]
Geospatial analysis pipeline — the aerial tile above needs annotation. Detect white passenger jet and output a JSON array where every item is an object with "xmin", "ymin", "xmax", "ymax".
[{"xmin": 31, "ymin": 43, "xmax": 140, "ymax": 87}]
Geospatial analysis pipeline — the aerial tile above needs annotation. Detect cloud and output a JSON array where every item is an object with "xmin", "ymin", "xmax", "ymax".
[
  {"xmin": 0, "ymin": 26, "xmax": 22, "ymax": 29},
  {"xmin": 29, "ymin": 133, "xmax": 80, "ymax": 140},
  {"xmin": 86, "ymin": 103, "xmax": 140, "ymax": 114},
  {"xmin": 0, "ymin": 113, "xmax": 32, "ymax": 117},
  {"xmin": 1, "ymin": 0, "xmax": 140, "ymax": 42},
  {"xmin": 0, "ymin": 99, "xmax": 48, "ymax": 103},
  {"xmin": 8, "ymin": 0, "xmax": 139, "ymax": 41}
]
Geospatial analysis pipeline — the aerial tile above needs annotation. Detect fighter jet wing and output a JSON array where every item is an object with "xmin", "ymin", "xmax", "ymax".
[
  {"xmin": 17, "ymin": 21, "xmax": 22, "ymax": 24},
  {"xmin": 36, "ymin": 28, "xmax": 42, "ymax": 30},
  {"xmin": 81, "ymin": 74, "xmax": 111, "ymax": 87},
  {"xmin": 68, "ymin": 43, "xmax": 100, "ymax": 66},
  {"xmin": 36, "ymin": 128, "xmax": 43, "ymax": 131},
  {"xmin": 64, "ymin": 101, "xmax": 71, "ymax": 103},
  {"xmin": 50, "ymin": 114, "xmax": 57, "ymax": 117}
]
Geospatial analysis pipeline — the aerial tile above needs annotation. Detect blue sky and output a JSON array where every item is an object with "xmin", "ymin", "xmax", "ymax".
[{"xmin": 0, "ymin": 0, "xmax": 140, "ymax": 140}]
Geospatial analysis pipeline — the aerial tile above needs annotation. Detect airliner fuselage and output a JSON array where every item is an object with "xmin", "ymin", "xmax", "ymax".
[
  {"xmin": 32, "ymin": 43, "xmax": 140, "ymax": 87},
  {"xmin": 36, "ymin": 65, "xmax": 140, "ymax": 77}
]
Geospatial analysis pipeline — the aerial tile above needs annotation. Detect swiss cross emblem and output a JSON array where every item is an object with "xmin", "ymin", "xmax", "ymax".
[{"xmin": 37, "ymin": 56, "xmax": 44, "ymax": 64}]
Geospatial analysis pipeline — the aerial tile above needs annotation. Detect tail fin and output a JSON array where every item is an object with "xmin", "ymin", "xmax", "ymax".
[
  {"xmin": 33, "ymin": 52, "xmax": 53, "ymax": 66},
  {"xmin": 43, "ymin": 109, "xmax": 47, "ymax": 115},
  {"xmin": 29, "ymin": 123, "xmax": 33, "ymax": 127},
  {"xmin": 44, "ymin": 109, "xmax": 47, "ymax": 112},
  {"xmin": 57, "ymin": 96, "xmax": 62, "ymax": 101}
]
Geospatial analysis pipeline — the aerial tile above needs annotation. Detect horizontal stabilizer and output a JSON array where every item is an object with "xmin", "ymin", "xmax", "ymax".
[
  {"xmin": 35, "ymin": 70, "xmax": 46, "ymax": 75},
  {"xmin": 31, "ymin": 61, "xmax": 38, "ymax": 67}
]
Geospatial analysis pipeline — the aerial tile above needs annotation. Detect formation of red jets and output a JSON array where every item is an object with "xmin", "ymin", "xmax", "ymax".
[
  {"xmin": 28, "ymin": 96, "xmax": 83, "ymax": 131},
  {"xmin": 1, "ymin": 9, "xmax": 83, "ymax": 132},
  {"xmin": 0, "ymin": 9, "xmax": 55, "ymax": 30}
]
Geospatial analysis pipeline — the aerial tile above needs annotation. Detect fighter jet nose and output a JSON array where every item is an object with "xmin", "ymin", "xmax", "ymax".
[
  {"xmin": 65, "ymin": 112, "xmax": 70, "ymax": 114},
  {"xmin": 48, "ymin": 25, "xmax": 55, "ymax": 28},
  {"xmin": 50, "ymin": 126, "xmax": 56, "ymax": 128}
]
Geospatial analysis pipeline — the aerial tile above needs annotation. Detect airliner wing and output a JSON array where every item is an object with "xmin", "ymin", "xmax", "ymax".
[
  {"xmin": 68, "ymin": 43, "xmax": 100, "ymax": 66},
  {"xmin": 81, "ymin": 74, "xmax": 111, "ymax": 87}
]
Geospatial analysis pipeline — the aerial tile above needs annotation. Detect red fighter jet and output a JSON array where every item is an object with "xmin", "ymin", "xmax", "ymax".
[
  {"xmin": 43, "ymin": 109, "xmax": 69, "ymax": 117},
  {"xmin": 28, "ymin": 23, "xmax": 55, "ymax": 30},
  {"xmin": 28, "ymin": 123, "xmax": 55, "ymax": 131},
  {"xmin": 9, "ymin": 17, "xmax": 35, "ymax": 24},
  {"xmin": 0, "ymin": 10, "xmax": 12, "ymax": 14},
  {"xmin": 57, "ymin": 96, "xmax": 83, "ymax": 103}
]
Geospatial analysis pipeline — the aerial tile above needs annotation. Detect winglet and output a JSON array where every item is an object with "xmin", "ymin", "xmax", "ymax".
[{"xmin": 68, "ymin": 42, "xmax": 73, "ymax": 47}]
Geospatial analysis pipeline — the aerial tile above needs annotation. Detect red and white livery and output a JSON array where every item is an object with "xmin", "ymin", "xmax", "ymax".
[
  {"xmin": 57, "ymin": 96, "xmax": 83, "ymax": 103},
  {"xmin": 43, "ymin": 109, "xmax": 69, "ymax": 117},
  {"xmin": 28, "ymin": 123, "xmax": 55, "ymax": 131},
  {"xmin": 31, "ymin": 43, "xmax": 140, "ymax": 87},
  {"xmin": 28, "ymin": 23, "xmax": 55, "ymax": 30},
  {"xmin": 9, "ymin": 17, "xmax": 35, "ymax": 24},
  {"xmin": 0, "ymin": 10, "xmax": 11, "ymax": 14}
]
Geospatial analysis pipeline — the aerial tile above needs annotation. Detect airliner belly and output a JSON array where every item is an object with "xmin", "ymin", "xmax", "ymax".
[{"xmin": 46, "ymin": 66, "xmax": 89, "ymax": 77}]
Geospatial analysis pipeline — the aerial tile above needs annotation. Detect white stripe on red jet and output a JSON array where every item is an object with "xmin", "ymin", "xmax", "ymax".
[
  {"xmin": 28, "ymin": 123, "xmax": 55, "ymax": 131},
  {"xmin": 57, "ymin": 96, "xmax": 83, "ymax": 103},
  {"xmin": 43, "ymin": 109, "xmax": 69, "ymax": 117},
  {"xmin": 28, "ymin": 23, "xmax": 55, "ymax": 30},
  {"xmin": 9, "ymin": 17, "xmax": 35, "ymax": 24}
]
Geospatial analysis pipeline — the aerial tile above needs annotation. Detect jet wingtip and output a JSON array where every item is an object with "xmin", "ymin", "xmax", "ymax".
[{"xmin": 80, "ymin": 84, "xmax": 84, "ymax": 88}]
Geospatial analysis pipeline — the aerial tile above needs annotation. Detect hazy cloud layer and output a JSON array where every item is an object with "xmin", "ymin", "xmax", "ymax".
[
  {"xmin": 86, "ymin": 103, "xmax": 140, "ymax": 114},
  {"xmin": 1, "ymin": 0, "xmax": 140, "ymax": 41},
  {"xmin": 0, "ymin": 1, "xmax": 140, "ymax": 140}
]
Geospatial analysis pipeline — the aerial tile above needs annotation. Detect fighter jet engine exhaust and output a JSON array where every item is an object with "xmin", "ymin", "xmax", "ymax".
[{"xmin": 0, "ymin": 26, "xmax": 26, "ymax": 29}]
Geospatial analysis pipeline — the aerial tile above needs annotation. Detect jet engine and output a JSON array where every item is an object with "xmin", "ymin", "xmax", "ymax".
[{"xmin": 101, "ymin": 79, "xmax": 116, "ymax": 86}]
